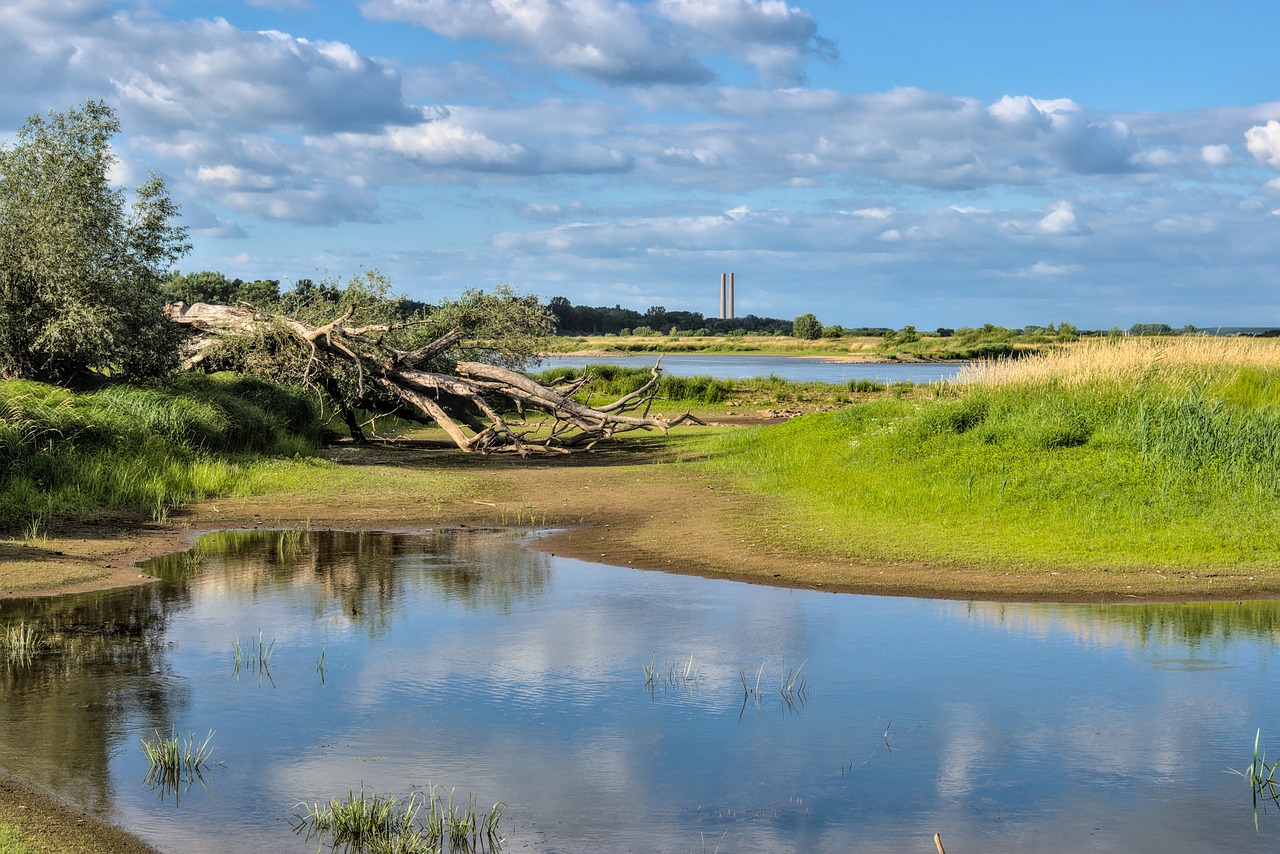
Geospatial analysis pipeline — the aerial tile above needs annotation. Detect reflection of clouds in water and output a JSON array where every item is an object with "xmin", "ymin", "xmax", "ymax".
[{"xmin": 934, "ymin": 705, "xmax": 988, "ymax": 802}]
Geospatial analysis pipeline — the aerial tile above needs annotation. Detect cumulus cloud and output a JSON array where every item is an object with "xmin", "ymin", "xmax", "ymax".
[
  {"xmin": 360, "ymin": 0, "xmax": 713, "ymax": 85},
  {"xmin": 1201, "ymin": 144, "xmax": 1234, "ymax": 167},
  {"xmin": 1038, "ymin": 201, "xmax": 1089, "ymax": 236},
  {"xmin": 361, "ymin": 0, "xmax": 834, "ymax": 86},
  {"xmin": 1245, "ymin": 120, "xmax": 1280, "ymax": 168},
  {"xmin": 656, "ymin": 0, "xmax": 836, "ymax": 84}
]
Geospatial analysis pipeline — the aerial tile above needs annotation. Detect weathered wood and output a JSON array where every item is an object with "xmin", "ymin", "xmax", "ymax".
[{"xmin": 165, "ymin": 301, "xmax": 689, "ymax": 454}]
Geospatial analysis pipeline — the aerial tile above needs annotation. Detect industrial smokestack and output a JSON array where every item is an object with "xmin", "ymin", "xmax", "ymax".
[
  {"xmin": 719, "ymin": 273, "xmax": 726, "ymax": 319},
  {"xmin": 728, "ymin": 272, "xmax": 735, "ymax": 319}
]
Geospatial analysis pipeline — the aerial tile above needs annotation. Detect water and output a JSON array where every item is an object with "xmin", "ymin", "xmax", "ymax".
[
  {"xmin": 2, "ymin": 529, "xmax": 1279, "ymax": 853},
  {"xmin": 535, "ymin": 354, "xmax": 963, "ymax": 384}
]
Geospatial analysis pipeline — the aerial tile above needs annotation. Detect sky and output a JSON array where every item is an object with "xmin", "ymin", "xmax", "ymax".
[{"xmin": 5, "ymin": 0, "xmax": 1280, "ymax": 329}]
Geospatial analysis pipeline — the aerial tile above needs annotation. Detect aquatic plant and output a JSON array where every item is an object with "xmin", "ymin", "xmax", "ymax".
[
  {"xmin": 1229, "ymin": 729, "xmax": 1280, "ymax": 808},
  {"xmin": 141, "ymin": 728, "xmax": 217, "ymax": 801},
  {"xmin": 0, "ymin": 621, "xmax": 43, "ymax": 665},
  {"xmin": 737, "ymin": 660, "xmax": 808, "ymax": 716},
  {"xmin": 643, "ymin": 651, "xmax": 699, "ymax": 696},
  {"xmin": 231, "ymin": 629, "xmax": 275, "ymax": 684},
  {"xmin": 294, "ymin": 784, "xmax": 504, "ymax": 853}
]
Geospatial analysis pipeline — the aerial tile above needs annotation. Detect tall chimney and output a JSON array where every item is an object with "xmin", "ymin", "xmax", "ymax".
[
  {"xmin": 728, "ymin": 272, "xmax": 735, "ymax": 319},
  {"xmin": 719, "ymin": 273, "xmax": 726, "ymax": 319}
]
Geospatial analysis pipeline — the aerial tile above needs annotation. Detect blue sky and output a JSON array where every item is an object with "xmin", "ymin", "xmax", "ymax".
[{"xmin": 5, "ymin": 0, "xmax": 1280, "ymax": 328}]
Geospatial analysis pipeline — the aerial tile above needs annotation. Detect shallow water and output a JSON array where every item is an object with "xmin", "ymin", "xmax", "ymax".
[
  {"xmin": 536, "ymin": 354, "xmax": 962, "ymax": 384},
  {"xmin": 2, "ymin": 529, "xmax": 1279, "ymax": 852}
]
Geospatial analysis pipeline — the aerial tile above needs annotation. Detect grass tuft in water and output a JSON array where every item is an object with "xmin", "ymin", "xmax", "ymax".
[
  {"xmin": 1, "ymin": 621, "xmax": 43, "ymax": 666},
  {"xmin": 140, "ymin": 728, "xmax": 217, "ymax": 800},
  {"xmin": 643, "ymin": 651, "xmax": 700, "ymax": 697},
  {"xmin": 231, "ymin": 629, "xmax": 275, "ymax": 684},
  {"xmin": 294, "ymin": 784, "xmax": 504, "ymax": 853},
  {"xmin": 1229, "ymin": 729, "xmax": 1280, "ymax": 806}
]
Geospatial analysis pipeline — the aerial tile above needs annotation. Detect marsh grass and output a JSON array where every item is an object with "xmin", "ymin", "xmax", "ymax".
[
  {"xmin": 0, "ymin": 621, "xmax": 43, "ymax": 666},
  {"xmin": 294, "ymin": 785, "xmax": 504, "ymax": 853},
  {"xmin": 643, "ymin": 651, "xmax": 700, "ymax": 697},
  {"xmin": 1230, "ymin": 730, "xmax": 1280, "ymax": 809},
  {"xmin": 738, "ymin": 660, "xmax": 809, "ymax": 717},
  {"xmin": 140, "ymin": 729, "xmax": 217, "ymax": 800},
  {"xmin": 705, "ymin": 338, "xmax": 1280, "ymax": 569},
  {"xmin": 231, "ymin": 629, "xmax": 275, "ymax": 684},
  {"xmin": 0, "ymin": 374, "xmax": 319, "ymax": 526}
]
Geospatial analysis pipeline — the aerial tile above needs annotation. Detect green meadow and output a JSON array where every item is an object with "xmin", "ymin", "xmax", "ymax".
[{"xmin": 703, "ymin": 337, "xmax": 1280, "ymax": 570}]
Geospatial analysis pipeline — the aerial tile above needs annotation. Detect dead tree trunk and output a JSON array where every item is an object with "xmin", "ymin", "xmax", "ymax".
[{"xmin": 165, "ymin": 301, "xmax": 698, "ymax": 455}]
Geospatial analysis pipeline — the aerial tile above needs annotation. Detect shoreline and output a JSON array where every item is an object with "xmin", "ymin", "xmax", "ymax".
[{"xmin": 2, "ymin": 439, "xmax": 1276, "ymax": 852}]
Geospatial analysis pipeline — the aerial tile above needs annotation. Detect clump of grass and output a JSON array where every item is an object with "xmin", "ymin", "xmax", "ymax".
[
  {"xmin": 231, "ymin": 629, "xmax": 275, "ymax": 684},
  {"xmin": 643, "ymin": 651, "xmax": 700, "ymax": 696},
  {"xmin": 294, "ymin": 785, "xmax": 504, "ymax": 853},
  {"xmin": 0, "ymin": 621, "xmax": 43, "ymax": 666},
  {"xmin": 738, "ymin": 660, "xmax": 809, "ymax": 716},
  {"xmin": 141, "ymin": 729, "xmax": 217, "ymax": 798}
]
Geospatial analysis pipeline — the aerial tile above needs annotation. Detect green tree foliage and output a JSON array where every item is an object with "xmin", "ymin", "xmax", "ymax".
[
  {"xmin": 163, "ymin": 271, "xmax": 281, "ymax": 307},
  {"xmin": 0, "ymin": 101, "xmax": 189, "ymax": 382},
  {"xmin": 1129, "ymin": 323, "xmax": 1175, "ymax": 336},
  {"xmin": 792, "ymin": 313, "xmax": 823, "ymax": 340}
]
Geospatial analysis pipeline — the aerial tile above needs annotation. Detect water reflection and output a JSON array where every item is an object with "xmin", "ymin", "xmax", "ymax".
[
  {"xmin": 965, "ymin": 600, "xmax": 1280, "ymax": 652},
  {"xmin": 0, "ymin": 530, "xmax": 1278, "ymax": 853}
]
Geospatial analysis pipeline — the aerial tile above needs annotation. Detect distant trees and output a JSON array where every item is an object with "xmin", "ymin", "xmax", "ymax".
[
  {"xmin": 164, "ymin": 271, "xmax": 282, "ymax": 307},
  {"xmin": 0, "ymin": 101, "xmax": 189, "ymax": 382},
  {"xmin": 548, "ymin": 297, "xmax": 793, "ymax": 336},
  {"xmin": 1129, "ymin": 323, "xmax": 1174, "ymax": 336},
  {"xmin": 792, "ymin": 313, "xmax": 823, "ymax": 340}
]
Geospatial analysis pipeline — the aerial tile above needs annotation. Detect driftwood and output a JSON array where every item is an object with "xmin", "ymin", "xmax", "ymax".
[{"xmin": 165, "ymin": 301, "xmax": 699, "ymax": 455}]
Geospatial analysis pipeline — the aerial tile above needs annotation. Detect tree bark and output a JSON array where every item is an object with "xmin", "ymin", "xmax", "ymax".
[{"xmin": 164, "ymin": 301, "xmax": 698, "ymax": 455}]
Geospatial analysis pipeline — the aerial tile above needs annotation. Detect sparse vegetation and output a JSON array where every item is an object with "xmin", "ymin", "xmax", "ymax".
[{"xmin": 294, "ymin": 785, "xmax": 504, "ymax": 853}]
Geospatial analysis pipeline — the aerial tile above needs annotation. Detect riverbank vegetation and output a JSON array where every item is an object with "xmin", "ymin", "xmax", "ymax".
[
  {"xmin": 0, "ymin": 374, "xmax": 318, "ymax": 526},
  {"xmin": 705, "ymin": 337, "xmax": 1280, "ymax": 572}
]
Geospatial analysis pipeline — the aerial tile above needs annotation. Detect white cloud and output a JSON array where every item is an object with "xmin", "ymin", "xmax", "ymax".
[
  {"xmin": 1039, "ymin": 201, "xmax": 1087, "ymax": 236},
  {"xmin": 1245, "ymin": 120, "xmax": 1280, "ymax": 168},
  {"xmin": 1201, "ymin": 144, "xmax": 1234, "ymax": 167},
  {"xmin": 360, "ymin": 0, "xmax": 712, "ymax": 85},
  {"xmin": 656, "ymin": 0, "xmax": 836, "ymax": 84}
]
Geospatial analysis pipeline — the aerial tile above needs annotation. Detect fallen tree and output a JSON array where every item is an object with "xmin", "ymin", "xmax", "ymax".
[{"xmin": 165, "ymin": 300, "xmax": 699, "ymax": 454}]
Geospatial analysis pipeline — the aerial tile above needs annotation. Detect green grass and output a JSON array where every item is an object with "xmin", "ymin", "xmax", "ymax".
[
  {"xmin": 0, "ymin": 373, "xmax": 320, "ymax": 526},
  {"xmin": 0, "ymin": 622, "xmax": 43, "ymax": 666},
  {"xmin": 294, "ymin": 785, "xmax": 504, "ymax": 853},
  {"xmin": 0, "ymin": 823, "xmax": 32, "ymax": 854},
  {"xmin": 702, "ymin": 356, "xmax": 1280, "ymax": 570}
]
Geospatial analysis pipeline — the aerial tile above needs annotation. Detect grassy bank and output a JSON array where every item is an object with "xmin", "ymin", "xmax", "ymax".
[
  {"xmin": 704, "ymin": 337, "xmax": 1280, "ymax": 572},
  {"xmin": 0, "ymin": 374, "xmax": 319, "ymax": 528}
]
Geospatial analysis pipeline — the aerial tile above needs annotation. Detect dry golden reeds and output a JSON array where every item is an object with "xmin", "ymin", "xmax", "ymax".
[{"xmin": 958, "ymin": 336, "xmax": 1280, "ymax": 388}]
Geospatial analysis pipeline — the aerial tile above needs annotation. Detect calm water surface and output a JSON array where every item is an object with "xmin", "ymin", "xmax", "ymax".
[
  {"xmin": 536, "ymin": 354, "xmax": 962, "ymax": 384},
  {"xmin": 2, "ymin": 529, "xmax": 1279, "ymax": 853}
]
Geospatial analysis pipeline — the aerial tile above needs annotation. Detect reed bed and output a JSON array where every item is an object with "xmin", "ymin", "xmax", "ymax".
[{"xmin": 959, "ymin": 336, "xmax": 1280, "ymax": 388}]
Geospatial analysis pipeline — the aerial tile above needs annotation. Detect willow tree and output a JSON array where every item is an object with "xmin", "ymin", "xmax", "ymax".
[{"xmin": 0, "ymin": 101, "xmax": 189, "ymax": 383}]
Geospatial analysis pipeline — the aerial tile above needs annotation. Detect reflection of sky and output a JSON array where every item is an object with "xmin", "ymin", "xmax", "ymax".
[{"xmin": 7, "ymin": 531, "xmax": 1280, "ymax": 853}]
